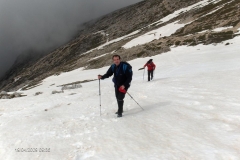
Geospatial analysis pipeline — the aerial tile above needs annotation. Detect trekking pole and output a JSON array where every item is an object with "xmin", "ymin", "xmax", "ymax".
[
  {"xmin": 143, "ymin": 68, "xmax": 145, "ymax": 81},
  {"xmin": 126, "ymin": 92, "xmax": 144, "ymax": 110},
  {"xmin": 153, "ymin": 70, "xmax": 155, "ymax": 80},
  {"xmin": 99, "ymin": 79, "xmax": 101, "ymax": 116}
]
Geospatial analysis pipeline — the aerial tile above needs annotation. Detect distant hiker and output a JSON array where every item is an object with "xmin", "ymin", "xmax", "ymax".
[
  {"xmin": 143, "ymin": 59, "xmax": 156, "ymax": 81},
  {"xmin": 98, "ymin": 55, "xmax": 133, "ymax": 117}
]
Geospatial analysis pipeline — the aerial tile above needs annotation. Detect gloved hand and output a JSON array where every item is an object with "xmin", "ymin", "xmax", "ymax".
[{"xmin": 118, "ymin": 87, "xmax": 126, "ymax": 94}]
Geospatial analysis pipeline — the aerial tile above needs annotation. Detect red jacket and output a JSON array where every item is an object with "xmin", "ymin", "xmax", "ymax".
[{"xmin": 144, "ymin": 62, "xmax": 156, "ymax": 71}]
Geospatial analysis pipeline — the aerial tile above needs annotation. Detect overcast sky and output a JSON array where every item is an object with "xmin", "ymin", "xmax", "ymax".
[{"xmin": 0, "ymin": 0, "xmax": 142, "ymax": 78}]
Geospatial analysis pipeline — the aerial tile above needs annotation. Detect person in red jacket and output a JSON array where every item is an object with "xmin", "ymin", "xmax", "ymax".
[{"xmin": 143, "ymin": 59, "xmax": 156, "ymax": 81}]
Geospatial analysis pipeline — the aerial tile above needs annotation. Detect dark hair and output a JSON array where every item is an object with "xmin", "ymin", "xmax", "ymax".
[
  {"xmin": 112, "ymin": 54, "xmax": 121, "ymax": 60},
  {"xmin": 147, "ymin": 59, "xmax": 153, "ymax": 63}
]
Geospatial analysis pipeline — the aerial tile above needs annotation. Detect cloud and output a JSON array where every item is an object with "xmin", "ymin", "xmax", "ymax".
[{"xmin": 0, "ymin": 0, "xmax": 142, "ymax": 78}]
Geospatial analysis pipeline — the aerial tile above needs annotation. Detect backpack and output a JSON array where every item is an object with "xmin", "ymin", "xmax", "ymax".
[
  {"xmin": 111, "ymin": 62, "xmax": 132, "ymax": 84},
  {"xmin": 111, "ymin": 62, "xmax": 132, "ymax": 74}
]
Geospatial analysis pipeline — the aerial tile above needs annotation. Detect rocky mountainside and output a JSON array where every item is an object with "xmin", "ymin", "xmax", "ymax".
[{"xmin": 1, "ymin": 0, "xmax": 239, "ymax": 92}]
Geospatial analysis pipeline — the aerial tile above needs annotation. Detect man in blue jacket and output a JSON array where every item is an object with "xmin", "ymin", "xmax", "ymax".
[{"xmin": 98, "ymin": 55, "xmax": 133, "ymax": 117}]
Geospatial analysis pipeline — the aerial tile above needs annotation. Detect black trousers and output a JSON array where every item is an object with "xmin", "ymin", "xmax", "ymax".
[
  {"xmin": 115, "ymin": 87, "xmax": 126, "ymax": 114},
  {"xmin": 148, "ymin": 70, "xmax": 154, "ymax": 81}
]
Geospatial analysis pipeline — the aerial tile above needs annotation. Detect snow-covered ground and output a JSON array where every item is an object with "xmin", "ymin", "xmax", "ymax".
[
  {"xmin": 148, "ymin": 0, "xmax": 223, "ymax": 27},
  {"xmin": 82, "ymin": 30, "xmax": 140, "ymax": 55},
  {"xmin": 201, "ymin": 0, "xmax": 234, "ymax": 18},
  {"xmin": 235, "ymin": 28, "xmax": 240, "ymax": 34},
  {"xmin": 83, "ymin": 0, "xmax": 227, "ymax": 53},
  {"xmin": 123, "ymin": 21, "xmax": 188, "ymax": 49},
  {"xmin": 1, "ymin": 34, "xmax": 240, "ymax": 159},
  {"xmin": 123, "ymin": 0, "xmax": 232, "ymax": 49},
  {"xmin": 87, "ymin": 50, "xmax": 116, "ymax": 62}
]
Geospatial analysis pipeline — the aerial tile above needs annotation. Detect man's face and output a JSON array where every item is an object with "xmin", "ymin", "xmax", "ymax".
[{"xmin": 113, "ymin": 56, "xmax": 121, "ymax": 66}]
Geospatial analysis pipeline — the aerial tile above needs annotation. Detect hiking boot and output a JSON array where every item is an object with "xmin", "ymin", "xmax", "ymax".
[
  {"xmin": 117, "ymin": 114, "xmax": 122, "ymax": 118},
  {"xmin": 115, "ymin": 111, "xmax": 123, "ymax": 114}
]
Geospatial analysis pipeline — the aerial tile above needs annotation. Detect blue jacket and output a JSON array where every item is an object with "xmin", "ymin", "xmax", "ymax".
[{"xmin": 101, "ymin": 62, "xmax": 133, "ymax": 90}]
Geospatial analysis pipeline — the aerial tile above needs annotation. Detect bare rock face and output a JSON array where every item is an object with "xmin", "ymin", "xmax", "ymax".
[
  {"xmin": 52, "ymin": 90, "xmax": 63, "ymax": 94},
  {"xmin": 0, "ymin": 0, "xmax": 239, "ymax": 92},
  {"xmin": 34, "ymin": 92, "xmax": 43, "ymax": 96}
]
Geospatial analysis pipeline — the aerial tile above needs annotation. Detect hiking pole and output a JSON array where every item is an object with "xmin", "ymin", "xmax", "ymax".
[
  {"xmin": 99, "ymin": 79, "xmax": 101, "ymax": 116},
  {"xmin": 126, "ymin": 92, "xmax": 144, "ymax": 110},
  {"xmin": 143, "ymin": 68, "xmax": 145, "ymax": 81},
  {"xmin": 153, "ymin": 70, "xmax": 155, "ymax": 80}
]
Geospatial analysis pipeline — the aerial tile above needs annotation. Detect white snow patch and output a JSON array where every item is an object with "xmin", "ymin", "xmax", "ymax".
[
  {"xmin": 123, "ymin": 21, "xmax": 189, "ymax": 49},
  {"xmin": 198, "ymin": 30, "xmax": 209, "ymax": 34},
  {"xmin": 88, "ymin": 50, "xmax": 116, "ymax": 62},
  {"xmin": 149, "ymin": 0, "xmax": 222, "ymax": 27},
  {"xmin": 235, "ymin": 28, "xmax": 240, "ymax": 34},
  {"xmin": 212, "ymin": 26, "xmax": 233, "ymax": 32},
  {"xmin": 203, "ymin": 6, "xmax": 224, "ymax": 17},
  {"xmin": 82, "ymin": 30, "xmax": 140, "ymax": 54},
  {"xmin": 201, "ymin": 0, "xmax": 235, "ymax": 18}
]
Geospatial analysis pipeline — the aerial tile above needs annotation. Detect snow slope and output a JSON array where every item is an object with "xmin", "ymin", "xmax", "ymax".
[
  {"xmin": 123, "ymin": 20, "xmax": 188, "ymax": 49},
  {"xmin": 123, "ymin": 0, "xmax": 224, "ymax": 49},
  {"xmin": 149, "ymin": 0, "xmax": 223, "ymax": 27},
  {"xmin": 83, "ymin": 0, "xmax": 224, "ymax": 53},
  {"xmin": 1, "ymin": 35, "xmax": 240, "ymax": 159}
]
